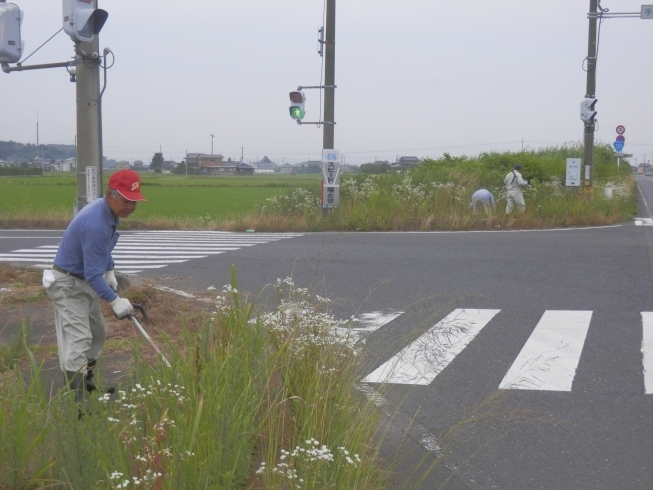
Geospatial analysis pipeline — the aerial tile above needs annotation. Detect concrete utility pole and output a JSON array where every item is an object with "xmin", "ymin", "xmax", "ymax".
[
  {"xmin": 322, "ymin": 0, "xmax": 336, "ymax": 150},
  {"xmin": 583, "ymin": 0, "xmax": 598, "ymax": 188},
  {"xmin": 75, "ymin": 0, "xmax": 103, "ymax": 212}
]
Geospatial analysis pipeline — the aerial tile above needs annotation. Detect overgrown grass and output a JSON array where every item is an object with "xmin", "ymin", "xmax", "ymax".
[
  {"xmin": 0, "ymin": 268, "xmax": 393, "ymax": 489},
  {"xmin": 238, "ymin": 145, "xmax": 638, "ymax": 232},
  {"xmin": 0, "ymin": 145, "xmax": 637, "ymax": 232}
]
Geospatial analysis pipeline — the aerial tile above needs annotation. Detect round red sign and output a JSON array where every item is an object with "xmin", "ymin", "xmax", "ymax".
[{"xmin": 616, "ymin": 125, "xmax": 625, "ymax": 134}]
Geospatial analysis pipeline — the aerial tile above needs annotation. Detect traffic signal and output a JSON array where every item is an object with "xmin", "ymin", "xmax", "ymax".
[
  {"xmin": 0, "ymin": 2, "xmax": 24, "ymax": 64},
  {"xmin": 62, "ymin": 0, "xmax": 108, "ymax": 43},
  {"xmin": 580, "ymin": 98, "xmax": 597, "ymax": 123},
  {"xmin": 289, "ymin": 91, "xmax": 306, "ymax": 120}
]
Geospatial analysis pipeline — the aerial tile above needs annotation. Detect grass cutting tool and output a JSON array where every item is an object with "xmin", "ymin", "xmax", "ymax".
[{"xmin": 126, "ymin": 303, "xmax": 171, "ymax": 368}]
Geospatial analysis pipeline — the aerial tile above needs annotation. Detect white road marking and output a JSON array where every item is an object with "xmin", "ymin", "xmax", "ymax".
[
  {"xmin": 34, "ymin": 245, "xmax": 239, "ymax": 252},
  {"xmin": 499, "ymin": 310, "xmax": 592, "ymax": 391},
  {"xmin": 363, "ymin": 309, "xmax": 500, "ymax": 385},
  {"xmin": 353, "ymin": 311, "xmax": 403, "ymax": 332},
  {"xmin": 153, "ymin": 286, "xmax": 196, "ymax": 298},
  {"xmin": 641, "ymin": 312, "xmax": 653, "ymax": 395},
  {"xmin": 330, "ymin": 310, "xmax": 405, "ymax": 344},
  {"xmin": 0, "ymin": 231, "xmax": 302, "ymax": 273},
  {"xmin": 634, "ymin": 218, "xmax": 653, "ymax": 226}
]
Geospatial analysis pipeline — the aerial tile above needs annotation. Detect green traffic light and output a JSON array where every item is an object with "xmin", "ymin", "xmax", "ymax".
[{"xmin": 289, "ymin": 106, "xmax": 305, "ymax": 119}]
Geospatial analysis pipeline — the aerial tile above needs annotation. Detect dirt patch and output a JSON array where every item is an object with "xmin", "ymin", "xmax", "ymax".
[{"xmin": 0, "ymin": 264, "xmax": 217, "ymax": 346}]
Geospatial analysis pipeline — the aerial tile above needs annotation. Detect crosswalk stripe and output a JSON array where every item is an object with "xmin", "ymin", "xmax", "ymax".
[
  {"xmin": 35, "ymin": 246, "xmax": 240, "ymax": 251},
  {"xmin": 0, "ymin": 231, "xmax": 302, "ymax": 273},
  {"xmin": 363, "ymin": 309, "xmax": 500, "ymax": 385},
  {"xmin": 498, "ymin": 310, "xmax": 592, "ymax": 391},
  {"xmin": 354, "ymin": 311, "xmax": 403, "ymax": 333},
  {"xmin": 641, "ymin": 313, "xmax": 653, "ymax": 394}
]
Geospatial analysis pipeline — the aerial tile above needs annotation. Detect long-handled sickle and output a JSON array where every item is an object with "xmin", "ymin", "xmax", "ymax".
[{"xmin": 126, "ymin": 303, "xmax": 171, "ymax": 368}]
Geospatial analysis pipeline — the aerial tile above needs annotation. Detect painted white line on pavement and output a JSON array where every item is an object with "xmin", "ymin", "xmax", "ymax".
[
  {"xmin": 353, "ymin": 311, "xmax": 403, "ymax": 332},
  {"xmin": 637, "ymin": 182, "xmax": 653, "ymax": 220},
  {"xmin": 0, "ymin": 256, "xmax": 55, "ymax": 260},
  {"xmin": 363, "ymin": 309, "xmax": 500, "ymax": 385},
  {"xmin": 154, "ymin": 286, "xmax": 196, "ymax": 298},
  {"xmin": 641, "ymin": 312, "xmax": 653, "ymax": 394},
  {"xmin": 499, "ymin": 310, "xmax": 592, "ymax": 391}
]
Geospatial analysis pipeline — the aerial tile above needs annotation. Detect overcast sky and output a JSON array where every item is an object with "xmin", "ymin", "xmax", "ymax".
[{"xmin": 2, "ymin": 0, "xmax": 652, "ymax": 166}]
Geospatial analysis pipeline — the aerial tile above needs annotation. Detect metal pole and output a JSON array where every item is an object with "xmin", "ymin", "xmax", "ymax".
[
  {"xmin": 75, "ymin": 0, "xmax": 103, "ymax": 213},
  {"xmin": 322, "ymin": 0, "xmax": 336, "ymax": 150},
  {"xmin": 583, "ymin": 0, "xmax": 598, "ymax": 188}
]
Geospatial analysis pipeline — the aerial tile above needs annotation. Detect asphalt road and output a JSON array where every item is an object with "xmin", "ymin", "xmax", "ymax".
[{"xmin": 1, "ymin": 175, "xmax": 653, "ymax": 489}]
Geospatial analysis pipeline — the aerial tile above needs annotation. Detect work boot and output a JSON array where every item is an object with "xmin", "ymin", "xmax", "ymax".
[
  {"xmin": 64, "ymin": 370, "xmax": 90, "ymax": 419},
  {"xmin": 86, "ymin": 359, "xmax": 116, "ymax": 395}
]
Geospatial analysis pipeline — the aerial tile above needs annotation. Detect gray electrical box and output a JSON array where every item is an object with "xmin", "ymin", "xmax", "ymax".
[{"xmin": 0, "ymin": 2, "xmax": 23, "ymax": 64}]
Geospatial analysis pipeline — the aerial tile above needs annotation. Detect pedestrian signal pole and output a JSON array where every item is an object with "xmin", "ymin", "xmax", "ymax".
[
  {"xmin": 323, "ymin": 0, "xmax": 335, "ymax": 150},
  {"xmin": 582, "ymin": 0, "xmax": 598, "ymax": 190}
]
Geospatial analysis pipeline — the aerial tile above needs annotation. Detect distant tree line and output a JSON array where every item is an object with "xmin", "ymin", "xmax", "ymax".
[{"xmin": 0, "ymin": 140, "xmax": 76, "ymax": 162}]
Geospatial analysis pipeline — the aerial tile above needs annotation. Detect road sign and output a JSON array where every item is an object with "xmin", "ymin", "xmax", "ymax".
[
  {"xmin": 616, "ymin": 135, "xmax": 625, "ymax": 143},
  {"xmin": 616, "ymin": 125, "xmax": 625, "ymax": 134},
  {"xmin": 613, "ymin": 141, "xmax": 625, "ymax": 152},
  {"xmin": 85, "ymin": 166, "xmax": 98, "ymax": 203},
  {"xmin": 321, "ymin": 149, "xmax": 341, "ymax": 208},
  {"xmin": 642, "ymin": 5, "xmax": 653, "ymax": 19},
  {"xmin": 566, "ymin": 158, "xmax": 581, "ymax": 186}
]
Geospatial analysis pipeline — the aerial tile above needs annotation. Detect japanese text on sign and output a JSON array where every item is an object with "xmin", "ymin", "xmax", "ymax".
[{"xmin": 321, "ymin": 149, "xmax": 341, "ymax": 208}]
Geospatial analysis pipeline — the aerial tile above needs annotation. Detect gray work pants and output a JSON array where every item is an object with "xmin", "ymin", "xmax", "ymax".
[
  {"xmin": 506, "ymin": 189, "xmax": 525, "ymax": 213},
  {"xmin": 472, "ymin": 198, "xmax": 492, "ymax": 213},
  {"xmin": 46, "ymin": 270, "xmax": 106, "ymax": 372}
]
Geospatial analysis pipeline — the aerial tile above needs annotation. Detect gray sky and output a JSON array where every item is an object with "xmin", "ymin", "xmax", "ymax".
[{"xmin": 2, "ymin": 0, "xmax": 652, "ymax": 166}]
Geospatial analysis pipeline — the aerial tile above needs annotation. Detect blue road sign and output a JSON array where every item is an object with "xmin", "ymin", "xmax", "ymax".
[{"xmin": 613, "ymin": 141, "xmax": 624, "ymax": 152}]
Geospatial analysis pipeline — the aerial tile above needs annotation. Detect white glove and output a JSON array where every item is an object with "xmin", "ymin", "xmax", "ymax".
[
  {"xmin": 104, "ymin": 270, "xmax": 118, "ymax": 291},
  {"xmin": 42, "ymin": 269, "xmax": 56, "ymax": 289},
  {"xmin": 110, "ymin": 297, "xmax": 133, "ymax": 319}
]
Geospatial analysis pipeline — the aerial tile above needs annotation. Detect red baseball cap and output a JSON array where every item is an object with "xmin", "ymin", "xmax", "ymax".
[{"xmin": 108, "ymin": 170, "xmax": 148, "ymax": 202}]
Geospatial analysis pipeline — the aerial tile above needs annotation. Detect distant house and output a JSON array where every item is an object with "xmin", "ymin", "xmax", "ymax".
[
  {"xmin": 395, "ymin": 156, "xmax": 420, "ymax": 167},
  {"xmin": 185, "ymin": 153, "xmax": 203, "ymax": 171},
  {"xmin": 116, "ymin": 161, "xmax": 130, "ymax": 170},
  {"xmin": 296, "ymin": 160, "xmax": 322, "ymax": 174},
  {"xmin": 279, "ymin": 163, "xmax": 296, "ymax": 174},
  {"xmin": 255, "ymin": 156, "xmax": 277, "ymax": 173},
  {"xmin": 638, "ymin": 163, "xmax": 652, "ymax": 172},
  {"xmin": 199, "ymin": 154, "xmax": 225, "ymax": 173},
  {"xmin": 161, "ymin": 160, "xmax": 176, "ymax": 173},
  {"xmin": 235, "ymin": 162, "xmax": 255, "ymax": 175}
]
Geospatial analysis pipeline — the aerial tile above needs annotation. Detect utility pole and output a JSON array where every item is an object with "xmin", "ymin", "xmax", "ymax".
[
  {"xmin": 583, "ymin": 0, "xmax": 598, "ymax": 188},
  {"xmin": 75, "ymin": 0, "xmax": 103, "ymax": 212},
  {"xmin": 210, "ymin": 134, "xmax": 215, "ymax": 155},
  {"xmin": 322, "ymin": 0, "xmax": 336, "ymax": 150}
]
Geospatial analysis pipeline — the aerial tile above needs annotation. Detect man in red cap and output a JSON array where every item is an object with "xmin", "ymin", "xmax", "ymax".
[{"xmin": 43, "ymin": 169, "xmax": 147, "ymax": 409}]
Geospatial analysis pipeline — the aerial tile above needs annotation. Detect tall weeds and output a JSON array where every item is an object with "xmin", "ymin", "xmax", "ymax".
[{"xmin": 0, "ymin": 270, "xmax": 391, "ymax": 489}]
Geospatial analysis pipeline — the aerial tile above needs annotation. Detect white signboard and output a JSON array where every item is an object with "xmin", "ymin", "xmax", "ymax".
[
  {"xmin": 642, "ymin": 5, "xmax": 653, "ymax": 18},
  {"xmin": 322, "ymin": 149, "xmax": 341, "ymax": 208},
  {"xmin": 566, "ymin": 158, "xmax": 581, "ymax": 187},
  {"xmin": 86, "ymin": 166, "xmax": 98, "ymax": 203}
]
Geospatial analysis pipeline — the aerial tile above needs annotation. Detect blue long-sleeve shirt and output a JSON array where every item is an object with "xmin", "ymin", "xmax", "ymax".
[
  {"xmin": 470, "ymin": 189, "xmax": 495, "ymax": 207},
  {"xmin": 54, "ymin": 197, "xmax": 119, "ymax": 302}
]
